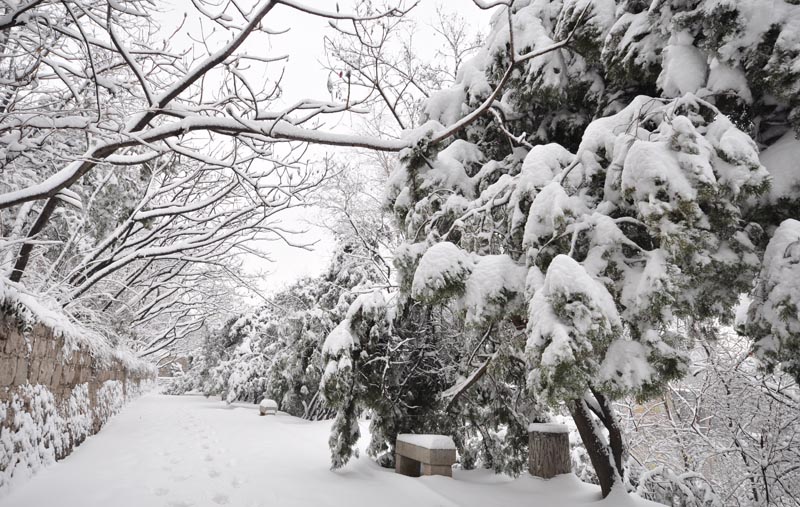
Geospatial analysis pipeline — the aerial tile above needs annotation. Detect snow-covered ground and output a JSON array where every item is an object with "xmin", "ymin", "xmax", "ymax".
[{"xmin": 0, "ymin": 394, "xmax": 658, "ymax": 507}]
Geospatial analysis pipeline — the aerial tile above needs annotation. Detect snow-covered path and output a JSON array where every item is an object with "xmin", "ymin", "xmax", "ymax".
[{"xmin": 1, "ymin": 394, "xmax": 654, "ymax": 507}]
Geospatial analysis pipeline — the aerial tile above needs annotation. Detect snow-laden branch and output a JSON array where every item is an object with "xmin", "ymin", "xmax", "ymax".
[
  {"xmin": 276, "ymin": 0, "xmax": 418, "ymax": 21},
  {"xmin": 470, "ymin": 0, "xmax": 512, "ymax": 9},
  {"xmin": 0, "ymin": 0, "xmax": 589, "ymax": 214},
  {"xmin": 0, "ymin": 0, "xmax": 45, "ymax": 30},
  {"xmin": 429, "ymin": 5, "xmax": 589, "ymax": 145}
]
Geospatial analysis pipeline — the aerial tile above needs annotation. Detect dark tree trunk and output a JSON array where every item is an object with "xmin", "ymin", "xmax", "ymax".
[
  {"xmin": 569, "ymin": 393, "xmax": 626, "ymax": 498},
  {"xmin": 592, "ymin": 389, "xmax": 625, "ymax": 478},
  {"xmin": 9, "ymin": 197, "xmax": 59, "ymax": 282}
]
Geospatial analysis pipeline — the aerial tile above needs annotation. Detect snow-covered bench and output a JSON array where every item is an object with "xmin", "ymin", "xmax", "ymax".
[
  {"xmin": 259, "ymin": 398, "xmax": 278, "ymax": 416},
  {"xmin": 395, "ymin": 434, "xmax": 456, "ymax": 477}
]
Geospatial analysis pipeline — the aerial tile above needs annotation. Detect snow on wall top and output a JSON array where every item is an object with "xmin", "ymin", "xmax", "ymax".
[
  {"xmin": 0, "ymin": 278, "xmax": 153, "ymax": 374},
  {"xmin": 397, "ymin": 434, "xmax": 456, "ymax": 450}
]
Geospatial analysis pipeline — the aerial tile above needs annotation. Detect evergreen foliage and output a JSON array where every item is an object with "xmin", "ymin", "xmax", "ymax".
[{"xmin": 322, "ymin": 0, "xmax": 800, "ymax": 500}]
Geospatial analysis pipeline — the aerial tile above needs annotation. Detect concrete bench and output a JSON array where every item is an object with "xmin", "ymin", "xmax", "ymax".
[
  {"xmin": 395, "ymin": 434, "xmax": 456, "ymax": 477},
  {"xmin": 259, "ymin": 398, "xmax": 278, "ymax": 416}
]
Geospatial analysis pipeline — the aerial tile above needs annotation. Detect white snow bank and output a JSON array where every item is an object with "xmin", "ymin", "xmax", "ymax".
[
  {"xmin": 1, "ymin": 394, "xmax": 662, "ymax": 507},
  {"xmin": 0, "ymin": 379, "xmax": 152, "ymax": 495}
]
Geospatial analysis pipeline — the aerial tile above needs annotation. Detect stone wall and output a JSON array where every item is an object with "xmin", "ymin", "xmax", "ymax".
[{"xmin": 0, "ymin": 312, "xmax": 155, "ymax": 491}]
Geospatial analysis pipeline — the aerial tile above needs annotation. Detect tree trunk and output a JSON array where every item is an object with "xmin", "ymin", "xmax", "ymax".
[
  {"xmin": 528, "ymin": 425, "xmax": 571, "ymax": 478},
  {"xmin": 569, "ymin": 397, "xmax": 623, "ymax": 498},
  {"xmin": 9, "ymin": 197, "xmax": 59, "ymax": 283},
  {"xmin": 592, "ymin": 389, "xmax": 625, "ymax": 478}
]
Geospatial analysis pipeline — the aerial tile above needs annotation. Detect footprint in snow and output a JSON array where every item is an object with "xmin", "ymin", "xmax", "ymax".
[
  {"xmin": 204, "ymin": 454, "xmax": 214, "ymax": 462},
  {"xmin": 231, "ymin": 478, "xmax": 244, "ymax": 488},
  {"xmin": 167, "ymin": 501, "xmax": 194, "ymax": 507},
  {"xmin": 208, "ymin": 469, "xmax": 220, "ymax": 478},
  {"xmin": 212, "ymin": 493, "xmax": 229, "ymax": 505},
  {"xmin": 153, "ymin": 488, "xmax": 169, "ymax": 497}
]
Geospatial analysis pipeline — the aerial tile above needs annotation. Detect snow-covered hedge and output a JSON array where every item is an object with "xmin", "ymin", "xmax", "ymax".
[{"xmin": 0, "ymin": 379, "xmax": 152, "ymax": 493}]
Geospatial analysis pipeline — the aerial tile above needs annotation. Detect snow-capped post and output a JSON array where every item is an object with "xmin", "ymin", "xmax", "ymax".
[{"xmin": 527, "ymin": 423, "xmax": 570, "ymax": 479}]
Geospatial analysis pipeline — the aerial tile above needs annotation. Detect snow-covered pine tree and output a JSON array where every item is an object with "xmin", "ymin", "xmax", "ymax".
[
  {"xmin": 168, "ymin": 241, "xmax": 387, "ymax": 419},
  {"xmin": 357, "ymin": 0, "xmax": 800, "ymax": 498},
  {"xmin": 319, "ymin": 287, "xmax": 468, "ymax": 470},
  {"xmin": 746, "ymin": 219, "xmax": 800, "ymax": 382}
]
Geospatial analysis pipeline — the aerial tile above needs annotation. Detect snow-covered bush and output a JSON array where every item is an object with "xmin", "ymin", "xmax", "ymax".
[
  {"xmin": 320, "ymin": 290, "xmax": 465, "ymax": 470},
  {"xmin": 171, "ymin": 242, "xmax": 387, "ymax": 422},
  {"xmin": 746, "ymin": 219, "xmax": 800, "ymax": 381},
  {"xmin": 0, "ymin": 378, "xmax": 150, "ymax": 493}
]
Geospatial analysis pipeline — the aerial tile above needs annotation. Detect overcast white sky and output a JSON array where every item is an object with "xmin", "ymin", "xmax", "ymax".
[{"xmin": 161, "ymin": 0, "xmax": 488, "ymax": 296}]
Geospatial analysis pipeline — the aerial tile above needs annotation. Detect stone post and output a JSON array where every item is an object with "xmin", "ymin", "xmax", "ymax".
[{"xmin": 528, "ymin": 423, "xmax": 571, "ymax": 479}]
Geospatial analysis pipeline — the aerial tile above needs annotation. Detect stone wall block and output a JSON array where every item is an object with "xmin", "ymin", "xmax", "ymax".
[
  {"xmin": 0, "ymin": 355, "xmax": 16, "ymax": 386},
  {"xmin": 28, "ymin": 357, "xmax": 41, "ymax": 384},
  {"xmin": 4, "ymin": 327, "xmax": 22, "ymax": 355},
  {"xmin": 33, "ymin": 332, "xmax": 47, "ymax": 357},
  {"xmin": 39, "ymin": 360, "xmax": 53, "ymax": 386},
  {"xmin": 12, "ymin": 356, "xmax": 28, "ymax": 385},
  {"xmin": 61, "ymin": 364, "xmax": 74, "ymax": 385},
  {"xmin": 51, "ymin": 362, "xmax": 62, "ymax": 387}
]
